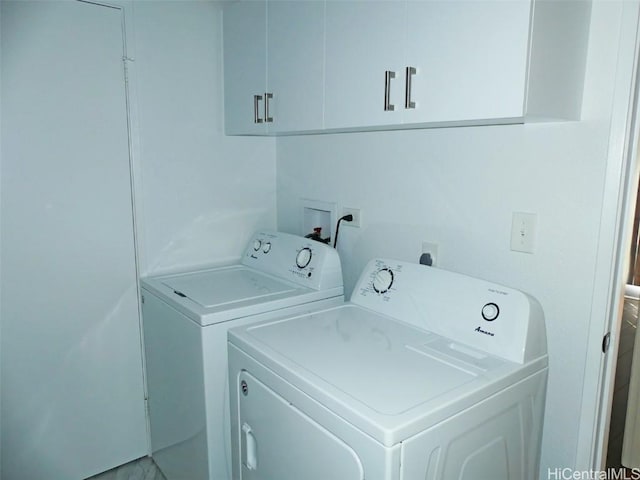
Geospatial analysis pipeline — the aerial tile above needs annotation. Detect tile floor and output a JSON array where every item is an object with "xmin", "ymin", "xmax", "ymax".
[
  {"xmin": 607, "ymin": 296, "xmax": 639, "ymax": 468},
  {"xmin": 86, "ymin": 457, "xmax": 166, "ymax": 480}
]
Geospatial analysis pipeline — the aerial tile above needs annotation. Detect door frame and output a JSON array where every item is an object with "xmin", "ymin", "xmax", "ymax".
[
  {"xmin": 85, "ymin": 0, "xmax": 151, "ymax": 453},
  {"xmin": 89, "ymin": 0, "xmax": 147, "ymax": 279},
  {"xmin": 577, "ymin": 0, "xmax": 640, "ymax": 470}
]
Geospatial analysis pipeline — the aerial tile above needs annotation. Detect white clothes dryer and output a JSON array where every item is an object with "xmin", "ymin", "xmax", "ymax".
[
  {"xmin": 228, "ymin": 258, "xmax": 548, "ymax": 480},
  {"xmin": 141, "ymin": 231, "xmax": 343, "ymax": 480}
]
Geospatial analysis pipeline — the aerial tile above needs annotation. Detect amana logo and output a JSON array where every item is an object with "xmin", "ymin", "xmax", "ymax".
[{"xmin": 475, "ymin": 326, "xmax": 495, "ymax": 337}]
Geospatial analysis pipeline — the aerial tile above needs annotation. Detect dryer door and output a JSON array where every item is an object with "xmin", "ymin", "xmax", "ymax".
[{"xmin": 238, "ymin": 371, "xmax": 364, "ymax": 480}]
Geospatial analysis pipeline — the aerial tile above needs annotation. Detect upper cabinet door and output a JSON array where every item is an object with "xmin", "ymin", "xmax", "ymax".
[
  {"xmin": 267, "ymin": 1, "xmax": 325, "ymax": 134},
  {"xmin": 223, "ymin": 0, "xmax": 267, "ymax": 135},
  {"xmin": 403, "ymin": 0, "xmax": 531, "ymax": 125},
  {"xmin": 324, "ymin": 1, "xmax": 406, "ymax": 130}
]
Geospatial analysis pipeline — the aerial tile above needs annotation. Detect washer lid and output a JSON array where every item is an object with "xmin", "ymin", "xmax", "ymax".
[
  {"xmin": 230, "ymin": 304, "xmax": 541, "ymax": 445},
  {"xmin": 141, "ymin": 264, "xmax": 343, "ymax": 326},
  {"xmin": 162, "ymin": 268, "xmax": 297, "ymax": 308}
]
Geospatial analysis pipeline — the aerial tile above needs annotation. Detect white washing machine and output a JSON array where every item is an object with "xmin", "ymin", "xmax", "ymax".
[
  {"xmin": 228, "ymin": 258, "xmax": 548, "ymax": 480},
  {"xmin": 141, "ymin": 231, "xmax": 343, "ymax": 480}
]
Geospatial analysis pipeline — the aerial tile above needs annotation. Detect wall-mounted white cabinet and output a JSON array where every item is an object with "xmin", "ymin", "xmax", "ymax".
[
  {"xmin": 223, "ymin": 0, "xmax": 591, "ymax": 135},
  {"xmin": 223, "ymin": 0, "xmax": 324, "ymax": 135}
]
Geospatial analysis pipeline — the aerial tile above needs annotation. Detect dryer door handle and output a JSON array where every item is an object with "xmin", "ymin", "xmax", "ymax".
[{"xmin": 242, "ymin": 423, "xmax": 258, "ymax": 471}]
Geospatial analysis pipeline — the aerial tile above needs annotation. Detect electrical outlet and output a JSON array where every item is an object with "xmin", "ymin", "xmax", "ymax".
[
  {"xmin": 422, "ymin": 241, "xmax": 438, "ymax": 266},
  {"xmin": 342, "ymin": 207, "xmax": 361, "ymax": 228}
]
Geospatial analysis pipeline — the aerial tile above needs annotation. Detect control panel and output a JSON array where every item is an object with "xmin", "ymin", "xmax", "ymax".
[
  {"xmin": 241, "ymin": 231, "xmax": 343, "ymax": 291},
  {"xmin": 352, "ymin": 259, "xmax": 546, "ymax": 364}
]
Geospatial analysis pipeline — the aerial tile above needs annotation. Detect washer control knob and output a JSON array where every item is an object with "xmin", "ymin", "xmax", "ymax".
[
  {"xmin": 253, "ymin": 239, "xmax": 262, "ymax": 251},
  {"xmin": 262, "ymin": 242, "xmax": 272, "ymax": 254},
  {"xmin": 296, "ymin": 247, "xmax": 312, "ymax": 269},
  {"xmin": 372, "ymin": 268, "xmax": 394, "ymax": 294},
  {"xmin": 481, "ymin": 303, "xmax": 500, "ymax": 321}
]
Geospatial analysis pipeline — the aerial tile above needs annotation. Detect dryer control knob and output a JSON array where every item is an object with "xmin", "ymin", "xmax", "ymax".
[
  {"xmin": 296, "ymin": 247, "xmax": 312, "ymax": 268},
  {"xmin": 262, "ymin": 242, "xmax": 272, "ymax": 254},
  {"xmin": 481, "ymin": 302, "xmax": 500, "ymax": 321},
  {"xmin": 372, "ymin": 268, "xmax": 394, "ymax": 294},
  {"xmin": 253, "ymin": 239, "xmax": 262, "ymax": 251}
]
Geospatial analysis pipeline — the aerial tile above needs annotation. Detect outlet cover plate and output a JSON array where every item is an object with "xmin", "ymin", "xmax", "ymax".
[
  {"xmin": 510, "ymin": 212, "xmax": 537, "ymax": 253},
  {"xmin": 342, "ymin": 207, "xmax": 361, "ymax": 228}
]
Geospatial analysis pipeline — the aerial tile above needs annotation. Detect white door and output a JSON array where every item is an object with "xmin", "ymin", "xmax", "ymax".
[
  {"xmin": 403, "ymin": 0, "xmax": 530, "ymax": 125},
  {"xmin": 223, "ymin": 0, "xmax": 268, "ymax": 135},
  {"xmin": 1, "ymin": 2, "xmax": 147, "ymax": 478},
  {"xmin": 266, "ymin": 0, "xmax": 324, "ymax": 133},
  {"xmin": 324, "ymin": 1, "xmax": 405, "ymax": 130},
  {"xmin": 237, "ymin": 371, "xmax": 364, "ymax": 480}
]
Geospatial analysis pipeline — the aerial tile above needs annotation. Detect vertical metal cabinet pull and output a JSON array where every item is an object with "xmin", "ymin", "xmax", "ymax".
[
  {"xmin": 253, "ymin": 94, "xmax": 263, "ymax": 124},
  {"xmin": 242, "ymin": 423, "xmax": 258, "ymax": 470},
  {"xmin": 264, "ymin": 92, "xmax": 273, "ymax": 123},
  {"xmin": 384, "ymin": 70, "xmax": 396, "ymax": 111},
  {"xmin": 405, "ymin": 66, "xmax": 416, "ymax": 109}
]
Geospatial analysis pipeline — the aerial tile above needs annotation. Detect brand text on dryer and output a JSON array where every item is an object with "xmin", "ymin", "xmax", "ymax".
[{"xmin": 475, "ymin": 326, "xmax": 495, "ymax": 336}]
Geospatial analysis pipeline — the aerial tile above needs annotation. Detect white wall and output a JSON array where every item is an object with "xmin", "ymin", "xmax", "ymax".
[
  {"xmin": 276, "ymin": 2, "xmax": 628, "ymax": 475},
  {"xmin": 131, "ymin": 2, "xmax": 276, "ymax": 275}
]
